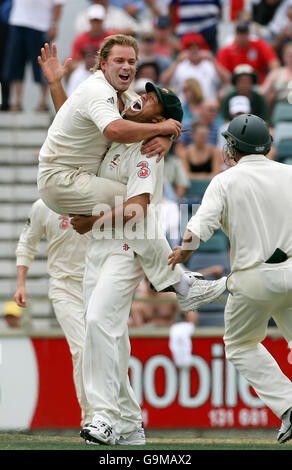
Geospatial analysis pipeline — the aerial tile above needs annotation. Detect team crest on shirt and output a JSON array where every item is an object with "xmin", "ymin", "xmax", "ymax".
[
  {"xmin": 59, "ymin": 216, "xmax": 70, "ymax": 230},
  {"xmin": 247, "ymin": 48, "xmax": 258, "ymax": 60},
  {"xmin": 107, "ymin": 97, "xmax": 115, "ymax": 105},
  {"xmin": 109, "ymin": 154, "xmax": 121, "ymax": 169},
  {"xmin": 137, "ymin": 161, "xmax": 151, "ymax": 178}
]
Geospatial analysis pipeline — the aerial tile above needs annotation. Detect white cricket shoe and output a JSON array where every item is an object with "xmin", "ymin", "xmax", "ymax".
[
  {"xmin": 116, "ymin": 427, "xmax": 146, "ymax": 446},
  {"xmin": 277, "ymin": 407, "xmax": 292, "ymax": 444},
  {"xmin": 177, "ymin": 276, "xmax": 227, "ymax": 312},
  {"xmin": 80, "ymin": 418, "xmax": 115, "ymax": 445},
  {"xmin": 184, "ymin": 271, "xmax": 205, "ymax": 281}
]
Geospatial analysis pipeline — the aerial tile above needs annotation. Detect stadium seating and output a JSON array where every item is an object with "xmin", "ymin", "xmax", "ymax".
[
  {"xmin": 272, "ymin": 102, "xmax": 292, "ymax": 127},
  {"xmin": 275, "ymin": 139, "xmax": 292, "ymax": 163},
  {"xmin": 273, "ymin": 122, "xmax": 292, "ymax": 145},
  {"xmin": 185, "ymin": 178, "xmax": 211, "ymax": 202},
  {"xmin": 282, "ymin": 157, "xmax": 292, "ymax": 165},
  {"xmin": 0, "ymin": 111, "xmax": 54, "ymax": 327}
]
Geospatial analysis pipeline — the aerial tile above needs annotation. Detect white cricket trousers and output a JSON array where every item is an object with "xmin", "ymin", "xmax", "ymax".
[
  {"xmin": 38, "ymin": 167, "xmax": 127, "ymax": 216},
  {"xmin": 48, "ymin": 277, "xmax": 92, "ymax": 426},
  {"xmin": 83, "ymin": 238, "xmax": 145, "ymax": 435},
  {"xmin": 224, "ymin": 258, "xmax": 292, "ymax": 418}
]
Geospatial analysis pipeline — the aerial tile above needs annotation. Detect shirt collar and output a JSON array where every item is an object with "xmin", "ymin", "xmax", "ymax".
[{"xmin": 237, "ymin": 154, "xmax": 268, "ymax": 164}]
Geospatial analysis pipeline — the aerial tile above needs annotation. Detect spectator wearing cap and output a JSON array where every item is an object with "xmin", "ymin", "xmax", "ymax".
[
  {"xmin": 218, "ymin": 94, "xmax": 276, "ymax": 160},
  {"xmin": 220, "ymin": 64, "xmax": 269, "ymax": 122},
  {"xmin": 160, "ymin": 32, "xmax": 230, "ymax": 102},
  {"xmin": 70, "ymin": 4, "xmax": 113, "ymax": 65},
  {"xmin": 216, "ymin": 21, "xmax": 280, "ymax": 84},
  {"xmin": 169, "ymin": 0, "xmax": 222, "ymax": 53},
  {"xmin": 2, "ymin": 301, "xmax": 22, "ymax": 328},
  {"xmin": 218, "ymin": 95, "xmax": 252, "ymax": 153},
  {"xmin": 74, "ymin": 0, "xmax": 138, "ymax": 35}
]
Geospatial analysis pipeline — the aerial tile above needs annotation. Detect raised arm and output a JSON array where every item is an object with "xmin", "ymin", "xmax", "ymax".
[{"xmin": 38, "ymin": 43, "xmax": 72, "ymax": 111}]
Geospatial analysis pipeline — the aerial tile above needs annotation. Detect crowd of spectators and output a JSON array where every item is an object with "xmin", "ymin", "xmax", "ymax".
[{"xmin": 1, "ymin": 0, "xmax": 292, "ymax": 333}]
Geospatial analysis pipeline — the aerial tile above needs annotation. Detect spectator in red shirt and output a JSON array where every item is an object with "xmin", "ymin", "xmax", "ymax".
[
  {"xmin": 71, "ymin": 4, "xmax": 112, "ymax": 63},
  {"xmin": 216, "ymin": 21, "xmax": 280, "ymax": 83}
]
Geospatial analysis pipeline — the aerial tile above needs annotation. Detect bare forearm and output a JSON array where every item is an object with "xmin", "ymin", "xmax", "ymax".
[
  {"xmin": 50, "ymin": 81, "xmax": 67, "ymax": 112},
  {"xmin": 16, "ymin": 266, "xmax": 28, "ymax": 288},
  {"xmin": 104, "ymin": 120, "xmax": 173, "ymax": 143},
  {"xmin": 72, "ymin": 195, "xmax": 150, "ymax": 234},
  {"xmin": 214, "ymin": 59, "xmax": 231, "ymax": 83},
  {"xmin": 52, "ymin": 4, "xmax": 62, "ymax": 24},
  {"xmin": 95, "ymin": 195, "xmax": 149, "ymax": 228}
]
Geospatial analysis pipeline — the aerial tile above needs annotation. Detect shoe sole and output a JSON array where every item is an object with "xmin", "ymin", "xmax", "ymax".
[
  {"xmin": 179, "ymin": 278, "xmax": 227, "ymax": 312},
  {"xmin": 278, "ymin": 426, "xmax": 292, "ymax": 444},
  {"xmin": 80, "ymin": 428, "xmax": 105, "ymax": 445}
]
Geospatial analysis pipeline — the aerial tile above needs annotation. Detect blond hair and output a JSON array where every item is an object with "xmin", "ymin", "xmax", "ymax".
[
  {"xmin": 183, "ymin": 78, "xmax": 203, "ymax": 104},
  {"xmin": 92, "ymin": 34, "xmax": 139, "ymax": 72}
]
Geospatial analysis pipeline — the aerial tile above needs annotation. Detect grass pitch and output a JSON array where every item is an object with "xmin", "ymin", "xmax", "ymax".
[{"xmin": 0, "ymin": 430, "xmax": 291, "ymax": 451}]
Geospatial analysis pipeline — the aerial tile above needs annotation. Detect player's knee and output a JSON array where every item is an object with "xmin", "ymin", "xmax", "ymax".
[{"xmin": 224, "ymin": 343, "xmax": 241, "ymax": 364}]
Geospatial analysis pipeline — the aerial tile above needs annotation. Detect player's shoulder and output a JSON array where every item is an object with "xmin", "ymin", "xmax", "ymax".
[
  {"xmin": 91, "ymin": 70, "xmax": 115, "ymax": 89},
  {"xmin": 29, "ymin": 199, "xmax": 52, "ymax": 223},
  {"xmin": 31, "ymin": 198, "xmax": 50, "ymax": 213},
  {"xmin": 83, "ymin": 71, "xmax": 117, "ymax": 100}
]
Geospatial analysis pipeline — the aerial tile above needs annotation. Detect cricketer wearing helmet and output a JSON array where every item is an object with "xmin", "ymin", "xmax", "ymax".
[{"xmin": 169, "ymin": 113, "xmax": 292, "ymax": 444}]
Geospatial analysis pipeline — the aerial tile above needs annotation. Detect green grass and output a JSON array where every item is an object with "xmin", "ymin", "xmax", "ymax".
[{"xmin": 0, "ymin": 431, "xmax": 291, "ymax": 451}]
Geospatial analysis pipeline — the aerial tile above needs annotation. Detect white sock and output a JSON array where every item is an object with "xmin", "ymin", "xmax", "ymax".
[{"xmin": 173, "ymin": 272, "xmax": 191, "ymax": 296}]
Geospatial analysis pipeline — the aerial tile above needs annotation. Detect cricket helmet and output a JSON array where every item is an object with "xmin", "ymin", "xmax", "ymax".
[{"xmin": 221, "ymin": 113, "xmax": 272, "ymax": 159}]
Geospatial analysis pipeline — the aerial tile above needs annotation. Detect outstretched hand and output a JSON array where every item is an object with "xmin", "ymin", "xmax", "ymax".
[
  {"xmin": 38, "ymin": 43, "xmax": 72, "ymax": 85},
  {"xmin": 168, "ymin": 246, "xmax": 194, "ymax": 271}
]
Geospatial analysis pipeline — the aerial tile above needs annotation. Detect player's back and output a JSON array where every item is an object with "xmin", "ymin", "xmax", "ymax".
[{"xmin": 217, "ymin": 156, "xmax": 292, "ymax": 270}]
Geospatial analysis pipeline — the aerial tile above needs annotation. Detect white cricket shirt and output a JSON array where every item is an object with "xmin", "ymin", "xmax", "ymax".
[
  {"xmin": 15, "ymin": 199, "xmax": 90, "ymax": 280},
  {"xmin": 187, "ymin": 155, "xmax": 292, "ymax": 272},
  {"xmin": 39, "ymin": 71, "xmax": 139, "ymax": 176},
  {"xmin": 99, "ymin": 141, "xmax": 163, "ymax": 205}
]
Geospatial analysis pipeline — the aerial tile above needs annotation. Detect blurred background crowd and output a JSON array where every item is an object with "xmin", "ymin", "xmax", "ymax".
[{"xmin": 1, "ymin": 0, "xmax": 292, "ymax": 344}]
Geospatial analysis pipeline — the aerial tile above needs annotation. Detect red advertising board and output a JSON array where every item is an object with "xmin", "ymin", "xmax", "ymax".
[{"xmin": 17, "ymin": 334, "xmax": 291, "ymax": 430}]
